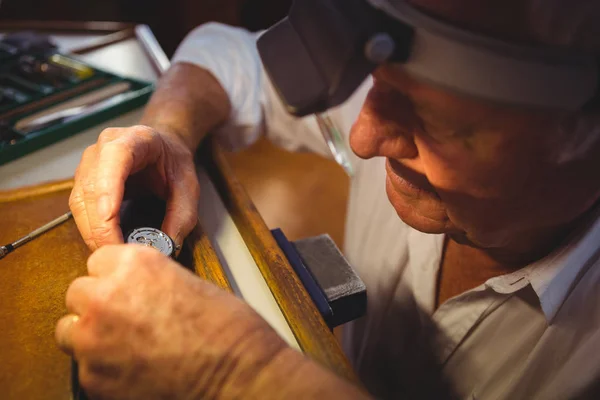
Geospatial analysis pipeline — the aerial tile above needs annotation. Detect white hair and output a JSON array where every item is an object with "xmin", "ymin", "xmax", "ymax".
[{"xmin": 529, "ymin": 0, "xmax": 600, "ymax": 162}]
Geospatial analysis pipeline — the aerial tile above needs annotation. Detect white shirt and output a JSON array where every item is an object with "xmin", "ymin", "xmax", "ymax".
[{"xmin": 172, "ymin": 23, "xmax": 600, "ymax": 400}]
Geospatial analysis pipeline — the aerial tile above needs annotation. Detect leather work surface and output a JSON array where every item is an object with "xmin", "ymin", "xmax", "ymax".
[
  {"xmin": 0, "ymin": 168, "xmax": 358, "ymax": 397},
  {"xmin": 0, "ymin": 180, "xmax": 89, "ymax": 400}
]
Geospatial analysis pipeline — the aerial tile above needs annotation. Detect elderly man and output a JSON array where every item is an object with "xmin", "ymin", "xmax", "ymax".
[{"xmin": 55, "ymin": 0, "xmax": 600, "ymax": 398}]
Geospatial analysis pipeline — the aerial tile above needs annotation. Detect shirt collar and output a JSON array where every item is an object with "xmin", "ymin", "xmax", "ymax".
[{"xmin": 485, "ymin": 210, "xmax": 600, "ymax": 323}]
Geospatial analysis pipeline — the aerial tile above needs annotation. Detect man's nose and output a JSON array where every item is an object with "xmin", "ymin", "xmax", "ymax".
[{"xmin": 349, "ymin": 91, "xmax": 419, "ymax": 160}]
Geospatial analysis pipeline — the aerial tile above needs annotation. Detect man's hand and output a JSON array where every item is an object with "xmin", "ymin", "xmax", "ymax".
[
  {"xmin": 69, "ymin": 126, "xmax": 200, "ymax": 250},
  {"xmin": 55, "ymin": 245, "xmax": 288, "ymax": 399},
  {"xmin": 69, "ymin": 63, "xmax": 232, "ymax": 251}
]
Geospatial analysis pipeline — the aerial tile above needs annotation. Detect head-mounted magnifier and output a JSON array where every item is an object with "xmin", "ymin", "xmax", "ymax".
[{"xmin": 257, "ymin": 0, "xmax": 599, "ymax": 117}]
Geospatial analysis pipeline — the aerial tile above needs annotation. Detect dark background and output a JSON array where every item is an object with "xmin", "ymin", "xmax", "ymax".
[{"xmin": 0, "ymin": 0, "xmax": 292, "ymax": 55}]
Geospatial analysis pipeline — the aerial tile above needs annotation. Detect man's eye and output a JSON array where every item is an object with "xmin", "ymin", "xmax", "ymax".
[
  {"xmin": 420, "ymin": 119, "xmax": 454, "ymax": 136},
  {"xmin": 420, "ymin": 118, "xmax": 473, "ymax": 139}
]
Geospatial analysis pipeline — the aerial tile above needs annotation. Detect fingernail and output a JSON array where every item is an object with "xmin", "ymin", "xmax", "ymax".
[
  {"xmin": 97, "ymin": 195, "xmax": 111, "ymax": 221},
  {"xmin": 56, "ymin": 314, "xmax": 80, "ymax": 354},
  {"xmin": 173, "ymin": 233, "xmax": 182, "ymax": 248}
]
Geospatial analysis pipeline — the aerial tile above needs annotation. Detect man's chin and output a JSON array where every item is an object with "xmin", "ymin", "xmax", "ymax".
[{"xmin": 385, "ymin": 178, "xmax": 453, "ymax": 234}]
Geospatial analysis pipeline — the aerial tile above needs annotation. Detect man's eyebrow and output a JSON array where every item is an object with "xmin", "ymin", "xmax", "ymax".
[
  {"xmin": 413, "ymin": 100, "xmax": 485, "ymax": 129},
  {"xmin": 413, "ymin": 101, "xmax": 463, "ymax": 126}
]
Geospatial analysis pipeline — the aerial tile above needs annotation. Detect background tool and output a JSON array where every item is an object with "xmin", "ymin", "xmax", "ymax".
[
  {"xmin": 0, "ymin": 30, "xmax": 154, "ymax": 165},
  {"xmin": 48, "ymin": 54, "xmax": 95, "ymax": 80},
  {"xmin": 14, "ymin": 81, "xmax": 132, "ymax": 133},
  {"xmin": 17, "ymin": 89, "xmax": 139, "ymax": 135},
  {"xmin": 0, "ymin": 211, "xmax": 73, "ymax": 260},
  {"xmin": 16, "ymin": 55, "xmax": 72, "ymax": 87},
  {"xmin": 0, "ymin": 121, "xmax": 23, "ymax": 145},
  {"xmin": 0, "ymin": 73, "xmax": 53, "ymax": 95},
  {"xmin": 0, "ymin": 42, "xmax": 18, "ymax": 60},
  {"xmin": 0, "ymin": 85, "xmax": 29, "ymax": 104},
  {"xmin": 0, "ymin": 77, "xmax": 108, "ymax": 122},
  {"xmin": 0, "ymin": 31, "xmax": 57, "ymax": 54}
]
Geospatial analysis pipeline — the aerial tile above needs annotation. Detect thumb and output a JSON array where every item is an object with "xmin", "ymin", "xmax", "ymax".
[{"xmin": 161, "ymin": 171, "xmax": 200, "ymax": 247}]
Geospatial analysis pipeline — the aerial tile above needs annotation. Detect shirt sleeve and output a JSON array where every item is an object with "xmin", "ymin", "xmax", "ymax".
[{"xmin": 171, "ymin": 22, "xmax": 332, "ymax": 157}]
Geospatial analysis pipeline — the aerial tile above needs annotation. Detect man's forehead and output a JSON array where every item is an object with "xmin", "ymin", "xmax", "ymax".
[
  {"xmin": 405, "ymin": 0, "xmax": 600, "ymax": 51},
  {"xmin": 405, "ymin": 0, "xmax": 536, "ymax": 44},
  {"xmin": 374, "ymin": 65, "xmax": 556, "ymax": 126}
]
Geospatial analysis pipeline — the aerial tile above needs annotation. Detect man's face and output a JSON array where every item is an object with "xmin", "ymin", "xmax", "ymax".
[{"xmin": 350, "ymin": 62, "xmax": 600, "ymax": 250}]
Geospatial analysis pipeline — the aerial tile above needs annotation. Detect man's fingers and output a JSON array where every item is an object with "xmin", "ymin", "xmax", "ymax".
[
  {"xmin": 82, "ymin": 128, "xmax": 157, "ymax": 249},
  {"xmin": 55, "ymin": 314, "xmax": 80, "ymax": 355},
  {"xmin": 161, "ymin": 169, "xmax": 200, "ymax": 246},
  {"xmin": 66, "ymin": 276, "xmax": 100, "ymax": 315},
  {"xmin": 70, "ymin": 146, "xmax": 98, "ymax": 250},
  {"xmin": 70, "ymin": 187, "xmax": 96, "ymax": 250},
  {"xmin": 87, "ymin": 245, "xmax": 122, "ymax": 277},
  {"xmin": 81, "ymin": 160, "xmax": 122, "ymax": 249},
  {"xmin": 76, "ymin": 141, "xmax": 124, "ymax": 250},
  {"xmin": 94, "ymin": 128, "xmax": 162, "ymax": 241},
  {"xmin": 72, "ymin": 125, "xmax": 196, "ymax": 251}
]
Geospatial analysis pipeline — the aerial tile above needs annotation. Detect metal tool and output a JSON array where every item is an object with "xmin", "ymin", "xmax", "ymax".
[
  {"xmin": 0, "ymin": 85, "xmax": 29, "ymax": 104},
  {"xmin": 14, "ymin": 81, "xmax": 132, "ymax": 133},
  {"xmin": 18, "ymin": 90, "xmax": 136, "ymax": 135},
  {"xmin": 48, "ymin": 54, "xmax": 95, "ymax": 80},
  {"xmin": 0, "ymin": 121, "xmax": 23, "ymax": 145},
  {"xmin": 0, "ymin": 211, "xmax": 73, "ymax": 260},
  {"xmin": 17, "ymin": 55, "xmax": 71, "ymax": 86}
]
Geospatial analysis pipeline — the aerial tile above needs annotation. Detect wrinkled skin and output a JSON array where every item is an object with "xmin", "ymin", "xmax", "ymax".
[
  {"xmin": 56, "ymin": 245, "xmax": 287, "ymax": 399},
  {"xmin": 350, "ymin": 66, "xmax": 600, "ymax": 257},
  {"xmin": 346, "ymin": 0, "xmax": 600, "ymax": 260},
  {"xmin": 68, "ymin": 125, "xmax": 200, "ymax": 250}
]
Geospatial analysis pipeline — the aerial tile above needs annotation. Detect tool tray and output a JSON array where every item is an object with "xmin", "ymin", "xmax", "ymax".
[{"xmin": 0, "ymin": 39, "xmax": 153, "ymax": 166}]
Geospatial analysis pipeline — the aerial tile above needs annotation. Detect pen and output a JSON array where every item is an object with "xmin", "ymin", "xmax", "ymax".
[{"xmin": 0, "ymin": 211, "xmax": 73, "ymax": 260}]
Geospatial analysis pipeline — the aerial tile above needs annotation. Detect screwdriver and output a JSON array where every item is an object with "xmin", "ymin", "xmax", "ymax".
[{"xmin": 0, "ymin": 211, "xmax": 73, "ymax": 260}]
